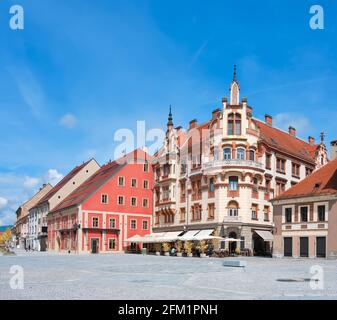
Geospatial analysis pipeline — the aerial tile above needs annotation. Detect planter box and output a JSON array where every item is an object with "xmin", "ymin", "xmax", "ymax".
[
  {"xmin": 155, "ymin": 251, "xmax": 160, "ymax": 256},
  {"xmin": 177, "ymin": 252, "xmax": 183, "ymax": 257},
  {"xmin": 164, "ymin": 252, "xmax": 170, "ymax": 256},
  {"xmin": 187, "ymin": 253, "xmax": 193, "ymax": 257},
  {"xmin": 200, "ymin": 253, "xmax": 207, "ymax": 258}
]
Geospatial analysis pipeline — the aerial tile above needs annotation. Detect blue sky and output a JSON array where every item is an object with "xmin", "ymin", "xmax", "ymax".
[{"xmin": 0, "ymin": 0, "xmax": 337, "ymax": 224}]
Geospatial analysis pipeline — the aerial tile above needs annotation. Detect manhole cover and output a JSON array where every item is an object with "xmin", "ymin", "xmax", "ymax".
[{"xmin": 277, "ymin": 278, "xmax": 312, "ymax": 283}]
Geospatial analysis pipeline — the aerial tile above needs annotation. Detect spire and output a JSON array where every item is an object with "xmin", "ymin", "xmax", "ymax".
[
  {"xmin": 320, "ymin": 131, "xmax": 325, "ymax": 144},
  {"xmin": 233, "ymin": 64, "xmax": 237, "ymax": 81},
  {"xmin": 167, "ymin": 105, "xmax": 173, "ymax": 127}
]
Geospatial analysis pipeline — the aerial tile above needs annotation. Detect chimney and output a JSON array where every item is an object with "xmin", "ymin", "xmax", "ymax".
[
  {"xmin": 189, "ymin": 119, "xmax": 198, "ymax": 129},
  {"xmin": 265, "ymin": 114, "xmax": 273, "ymax": 126},
  {"xmin": 212, "ymin": 108, "xmax": 220, "ymax": 120},
  {"xmin": 288, "ymin": 126, "xmax": 296, "ymax": 137},
  {"xmin": 331, "ymin": 140, "xmax": 337, "ymax": 161},
  {"xmin": 308, "ymin": 136, "xmax": 315, "ymax": 146}
]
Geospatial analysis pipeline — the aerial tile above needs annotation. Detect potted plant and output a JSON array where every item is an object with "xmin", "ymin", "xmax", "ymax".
[
  {"xmin": 175, "ymin": 240, "xmax": 183, "ymax": 257},
  {"xmin": 197, "ymin": 240, "xmax": 208, "ymax": 258},
  {"xmin": 184, "ymin": 241, "xmax": 193, "ymax": 257},
  {"xmin": 162, "ymin": 242, "xmax": 171, "ymax": 256},
  {"xmin": 235, "ymin": 247, "xmax": 241, "ymax": 256},
  {"xmin": 154, "ymin": 243, "xmax": 161, "ymax": 256}
]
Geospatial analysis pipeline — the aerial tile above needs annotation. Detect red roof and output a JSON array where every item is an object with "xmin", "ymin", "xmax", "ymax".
[
  {"xmin": 36, "ymin": 160, "xmax": 93, "ymax": 206},
  {"xmin": 273, "ymin": 158, "xmax": 337, "ymax": 200},
  {"xmin": 255, "ymin": 119, "xmax": 318, "ymax": 164},
  {"xmin": 50, "ymin": 149, "xmax": 151, "ymax": 213}
]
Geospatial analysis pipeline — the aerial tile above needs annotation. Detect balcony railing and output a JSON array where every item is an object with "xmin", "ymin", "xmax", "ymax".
[
  {"xmin": 203, "ymin": 159, "xmax": 264, "ymax": 171},
  {"xmin": 223, "ymin": 215, "xmax": 242, "ymax": 222}
]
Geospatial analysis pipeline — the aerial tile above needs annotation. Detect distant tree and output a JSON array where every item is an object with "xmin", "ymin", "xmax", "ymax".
[{"xmin": 0, "ymin": 229, "xmax": 11, "ymax": 244}]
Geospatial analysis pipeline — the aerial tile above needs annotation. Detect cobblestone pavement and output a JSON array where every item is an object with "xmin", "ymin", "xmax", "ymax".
[{"xmin": 1, "ymin": 250, "xmax": 336, "ymax": 300}]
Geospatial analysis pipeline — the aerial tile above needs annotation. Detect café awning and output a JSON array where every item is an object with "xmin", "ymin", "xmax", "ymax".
[
  {"xmin": 179, "ymin": 230, "xmax": 200, "ymax": 241},
  {"xmin": 154, "ymin": 231, "xmax": 183, "ymax": 242},
  {"xmin": 193, "ymin": 229, "xmax": 222, "ymax": 241},
  {"xmin": 254, "ymin": 230, "xmax": 274, "ymax": 241}
]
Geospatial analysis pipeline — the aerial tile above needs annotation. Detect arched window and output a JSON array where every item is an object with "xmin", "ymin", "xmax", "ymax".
[
  {"xmin": 249, "ymin": 149, "xmax": 255, "ymax": 161},
  {"xmin": 227, "ymin": 113, "xmax": 241, "ymax": 136},
  {"xmin": 229, "ymin": 176, "xmax": 239, "ymax": 190},
  {"xmin": 223, "ymin": 148, "xmax": 231, "ymax": 160},
  {"xmin": 237, "ymin": 148, "xmax": 245, "ymax": 160},
  {"xmin": 228, "ymin": 201, "xmax": 239, "ymax": 217}
]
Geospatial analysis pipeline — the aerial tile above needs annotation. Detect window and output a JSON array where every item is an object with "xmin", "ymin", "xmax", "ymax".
[
  {"xmin": 253, "ymin": 177, "xmax": 259, "ymax": 192},
  {"xmin": 180, "ymin": 208, "xmax": 186, "ymax": 222},
  {"xmin": 109, "ymin": 218, "xmax": 116, "ymax": 229},
  {"xmin": 143, "ymin": 180, "xmax": 149, "ymax": 189},
  {"xmin": 276, "ymin": 181, "xmax": 285, "ymax": 196},
  {"xmin": 92, "ymin": 217, "xmax": 99, "ymax": 228},
  {"xmin": 229, "ymin": 176, "xmax": 238, "ymax": 190},
  {"xmin": 181, "ymin": 163, "xmax": 187, "ymax": 174},
  {"xmin": 213, "ymin": 148, "xmax": 219, "ymax": 161},
  {"xmin": 142, "ymin": 198, "xmax": 149, "ymax": 208},
  {"xmin": 292, "ymin": 163, "xmax": 300, "ymax": 177},
  {"xmin": 208, "ymin": 203, "xmax": 215, "ymax": 219},
  {"xmin": 285, "ymin": 208, "xmax": 292, "ymax": 223},
  {"xmin": 223, "ymin": 148, "xmax": 231, "ymax": 160},
  {"xmin": 131, "ymin": 197, "xmax": 137, "ymax": 206},
  {"xmin": 264, "ymin": 206, "xmax": 270, "ymax": 221},
  {"xmin": 318, "ymin": 205, "xmax": 326, "ymax": 221},
  {"xmin": 130, "ymin": 220, "xmax": 136, "ymax": 229},
  {"xmin": 192, "ymin": 205, "xmax": 202, "ymax": 221},
  {"xmin": 227, "ymin": 113, "xmax": 241, "ymax": 135},
  {"xmin": 209, "ymin": 178, "xmax": 215, "ymax": 193},
  {"xmin": 162, "ymin": 186, "xmax": 170, "ymax": 200},
  {"xmin": 143, "ymin": 162, "xmax": 149, "ymax": 172},
  {"xmin": 118, "ymin": 176, "xmax": 125, "ymax": 186},
  {"xmin": 142, "ymin": 220, "xmax": 148, "ymax": 230},
  {"xmin": 300, "ymin": 207, "xmax": 308, "ymax": 222},
  {"xmin": 305, "ymin": 167, "xmax": 313, "ymax": 177},
  {"xmin": 276, "ymin": 158, "xmax": 286, "ymax": 173},
  {"xmin": 101, "ymin": 194, "xmax": 108, "ymax": 204},
  {"xmin": 251, "ymin": 204, "xmax": 258, "ymax": 220},
  {"xmin": 118, "ymin": 196, "xmax": 124, "ymax": 205},
  {"xmin": 131, "ymin": 178, "xmax": 137, "ymax": 187},
  {"xmin": 109, "ymin": 238, "xmax": 116, "ymax": 250},
  {"xmin": 249, "ymin": 149, "xmax": 255, "ymax": 161},
  {"xmin": 163, "ymin": 164, "xmax": 170, "ymax": 176},
  {"xmin": 266, "ymin": 154, "xmax": 271, "ymax": 169},
  {"xmin": 265, "ymin": 179, "xmax": 271, "ymax": 192},
  {"xmin": 228, "ymin": 201, "xmax": 239, "ymax": 217},
  {"xmin": 237, "ymin": 148, "xmax": 245, "ymax": 160}
]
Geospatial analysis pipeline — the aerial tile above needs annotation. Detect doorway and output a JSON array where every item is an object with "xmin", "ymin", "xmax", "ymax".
[
  {"xmin": 316, "ymin": 237, "xmax": 326, "ymax": 258},
  {"xmin": 284, "ymin": 237, "xmax": 292, "ymax": 257},
  {"xmin": 300, "ymin": 237, "xmax": 309, "ymax": 257},
  {"xmin": 91, "ymin": 238, "xmax": 99, "ymax": 254},
  {"xmin": 228, "ymin": 232, "xmax": 237, "ymax": 253}
]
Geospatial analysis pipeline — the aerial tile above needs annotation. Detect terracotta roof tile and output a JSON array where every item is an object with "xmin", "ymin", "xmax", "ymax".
[
  {"xmin": 50, "ymin": 149, "xmax": 151, "ymax": 213},
  {"xmin": 254, "ymin": 119, "xmax": 318, "ymax": 164},
  {"xmin": 273, "ymin": 158, "xmax": 337, "ymax": 200}
]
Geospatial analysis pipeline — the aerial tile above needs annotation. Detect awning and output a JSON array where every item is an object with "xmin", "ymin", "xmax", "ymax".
[
  {"xmin": 154, "ymin": 231, "xmax": 183, "ymax": 242},
  {"xmin": 193, "ymin": 229, "xmax": 221, "ymax": 241},
  {"xmin": 220, "ymin": 237, "xmax": 243, "ymax": 242},
  {"xmin": 254, "ymin": 230, "xmax": 274, "ymax": 241},
  {"xmin": 178, "ymin": 230, "xmax": 201, "ymax": 241},
  {"xmin": 125, "ymin": 234, "xmax": 144, "ymax": 243}
]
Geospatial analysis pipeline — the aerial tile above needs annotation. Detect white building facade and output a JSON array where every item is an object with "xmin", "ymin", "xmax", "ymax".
[{"xmin": 152, "ymin": 68, "xmax": 328, "ymax": 255}]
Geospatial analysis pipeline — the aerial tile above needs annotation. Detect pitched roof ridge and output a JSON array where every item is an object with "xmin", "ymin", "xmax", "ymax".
[{"xmin": 253, "ymin": 117, "xmax": 315, "ymax": 146}]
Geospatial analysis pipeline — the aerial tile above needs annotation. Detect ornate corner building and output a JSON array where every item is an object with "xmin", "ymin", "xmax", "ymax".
[{"xmin": 152, "ymin": 67, "xmax": 328, "ymax": 254}]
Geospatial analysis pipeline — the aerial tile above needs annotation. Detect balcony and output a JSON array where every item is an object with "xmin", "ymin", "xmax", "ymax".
[
  {"xmin": 203, "ymin": 159, "xmax": 264, "ymax": 171},
  {"xmin": 223, "ymin": 215, "xmax": 242, "ymax": 223}
]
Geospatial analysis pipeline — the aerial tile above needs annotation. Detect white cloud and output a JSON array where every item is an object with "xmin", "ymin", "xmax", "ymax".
[
  {"xmin": 59, "ymin": 114, "xmax": 77, "ymax": 129},
  {"xmin": 0, "ymin": 197, "xmax": 8, "ymax": 209},
  {"xmin": 23, "ymin": 176, "xmax": 40, "ymax": 189},
  {"xmin": 46, "ymin": 169, "xmax": 63, "ymax": 186},
  {"xmin": 273, "ymin": 113, "xmax": 312, "ymax": 138}
]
